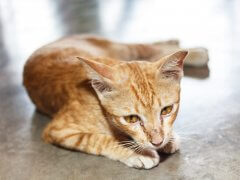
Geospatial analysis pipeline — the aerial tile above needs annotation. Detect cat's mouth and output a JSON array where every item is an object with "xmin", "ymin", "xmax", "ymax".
[
  {"xmin": 149, "ymin": 137, "xmax": 168, "ymax": 150},
  {"xmin": 131, "ymin": 140, "xmax": 163, "ymax": 151}
]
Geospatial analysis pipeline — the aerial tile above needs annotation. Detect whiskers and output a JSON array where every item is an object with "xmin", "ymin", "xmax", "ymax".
[{"xmin": 112, "ymin": 140, "xmax": 145, "ymax": 154}]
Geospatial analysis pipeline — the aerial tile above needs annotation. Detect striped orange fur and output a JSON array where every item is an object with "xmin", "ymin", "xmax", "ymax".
[{"xmin": 23, "ymin": 34, "xmax": 203, "ymax": 169}]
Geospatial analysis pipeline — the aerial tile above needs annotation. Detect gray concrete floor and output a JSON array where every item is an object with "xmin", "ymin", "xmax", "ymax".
[{"xmin": 0, "ymin": 0, "xmax": 240, "ymax": 179}]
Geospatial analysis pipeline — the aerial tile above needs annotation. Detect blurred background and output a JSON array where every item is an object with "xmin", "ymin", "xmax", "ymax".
[{"xmin": 0, "ymin": 0, "xmax": 240, "ymax": 179}]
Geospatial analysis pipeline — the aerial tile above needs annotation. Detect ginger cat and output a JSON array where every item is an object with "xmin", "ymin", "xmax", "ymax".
[{"xmin": 23, "ymin": 35, "xmax": 208, "ymax": 169}]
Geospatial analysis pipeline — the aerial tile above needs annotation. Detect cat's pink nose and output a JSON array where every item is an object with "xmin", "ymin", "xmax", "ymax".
[
  {"xmin": 150, "ymin": 132, "xmax": 163, "ymax": 146},
  {"xmin": 151, "ymin": 139, "xmax": 163, "ymax": 146}
]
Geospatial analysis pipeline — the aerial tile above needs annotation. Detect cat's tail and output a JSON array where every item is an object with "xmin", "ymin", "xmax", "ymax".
[{"xmin": 184, "ymin": 47, "xmax": 209, "ymax": 67}]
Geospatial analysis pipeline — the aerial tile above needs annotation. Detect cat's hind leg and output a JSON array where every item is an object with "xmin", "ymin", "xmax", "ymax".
[
  {"xmin": 152, "ymin": 39, "xmax": 180, "ymax": 46},
  {"xmin": 80, "ymin": 35, "xmax": 208, "ymax": 66},
  {"xmin": 124, "ymin": 39, "xmax": 208, "ymax": 67},
  {"xmin": 112, "ymin": 40, "xmax": 181, "ymax": 61},
  {"xmin": 110, "ymin": 39, "xmax": 209, "ymax": 67}
]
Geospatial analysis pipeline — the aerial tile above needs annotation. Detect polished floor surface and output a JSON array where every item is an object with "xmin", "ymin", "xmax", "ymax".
[{"xmin": 0, "ymin": 0, "xmax": 240, "ymax": 179}]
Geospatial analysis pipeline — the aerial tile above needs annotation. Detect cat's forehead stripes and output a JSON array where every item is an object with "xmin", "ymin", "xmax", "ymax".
[{"xmin": 127, "ymin": 63, "xmax": 156, "ymax": 110}]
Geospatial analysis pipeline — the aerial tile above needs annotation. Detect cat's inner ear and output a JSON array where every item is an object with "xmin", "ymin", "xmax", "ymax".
[
  {"xmin": 91, "ymin": 78, "xmax": 113, "ymax": 93},
  {"xmin": 77, "ymin": 57, "xmax": 115, "ymax": 94},
  {"xmin": 156, "ymin": 50, "xmax": 188, "ymax": 80}
]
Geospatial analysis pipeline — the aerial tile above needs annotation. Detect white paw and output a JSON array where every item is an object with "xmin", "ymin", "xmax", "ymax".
[{"xmin": 124, "ymin": 150, "xmax": 160, "ymax": 169}]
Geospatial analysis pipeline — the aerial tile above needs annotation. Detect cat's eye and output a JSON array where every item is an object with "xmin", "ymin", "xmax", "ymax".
[
  {"xmin": 124, "ymin": 115, "xmax": 140, "ymax": 123},
  {"xmin": 161, "ymin": 105, "xmax": 173, "ymax": 116}
]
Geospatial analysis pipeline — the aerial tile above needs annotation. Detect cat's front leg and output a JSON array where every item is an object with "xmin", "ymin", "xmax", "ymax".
[
  {"xmin": 43, "ymin": 122, "xmax": 160, "ymax": 169},
  {"xmin": 159, "ymin": 132, "xmax": 180, "ymax": 154}
]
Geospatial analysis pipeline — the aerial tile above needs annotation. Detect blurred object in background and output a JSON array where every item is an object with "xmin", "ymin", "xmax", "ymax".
[{"xmin": 0, "ymin": 0, "xmax": 239, "ymax": 62}]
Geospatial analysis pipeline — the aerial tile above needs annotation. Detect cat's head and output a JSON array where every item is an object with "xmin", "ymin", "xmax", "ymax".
[{"xmin": 78, "ymin": 51, "xmax": 188, "ymax": 150}]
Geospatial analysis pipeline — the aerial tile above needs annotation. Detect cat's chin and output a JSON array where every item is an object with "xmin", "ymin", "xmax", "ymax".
[
  {"xmin": 140, "ymin": 143, "xmax": 160, "ymax": 151},
  {"xmin": 151, "ymin": 145, "xmax": 164, "ymax": 151}
]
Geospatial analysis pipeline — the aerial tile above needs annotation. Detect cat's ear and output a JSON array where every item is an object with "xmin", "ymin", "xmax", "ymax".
[
  {"xmin": 155, "ymin": 50, "xmax": 188, "ymax": 80},
  {"xmin": 77, "ymin": 57, "xmax": 115, "ymax": 96}
]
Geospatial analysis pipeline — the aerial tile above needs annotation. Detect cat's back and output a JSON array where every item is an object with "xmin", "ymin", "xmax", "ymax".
[{"xmin": 23, "ymin": 35, "xmax": 117, "ymax": 116}]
